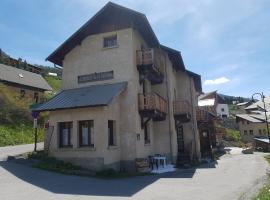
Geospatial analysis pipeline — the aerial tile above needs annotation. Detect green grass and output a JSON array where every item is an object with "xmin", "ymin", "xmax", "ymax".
[
  {"xmin": 0, "ymin": 123, "xmax": 44, "ymax": 147},
  {"xmin": 44, "ymin": 75, "xmax": 61, "ymax": 93},
  {"xmin": 265, "ymin": 155, "xmax": 270, "ymax": 164},
  {"xmin": 252, "ymin": 155, "xmax": 270, "ymax": 200},
  {"xmin": 30, "ymin": 152, "xmax": 151, "ymax": 179}
]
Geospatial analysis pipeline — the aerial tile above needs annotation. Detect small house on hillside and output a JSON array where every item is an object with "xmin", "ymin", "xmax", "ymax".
[
  {"xmin": 0, "ymin": 63, "xmax": 52, "ymax": 103},
  {"xmin": 198, "ymin": 91, "xmax": 229, "ymax": 118}
]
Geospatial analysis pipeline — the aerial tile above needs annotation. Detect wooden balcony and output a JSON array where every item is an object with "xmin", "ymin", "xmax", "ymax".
[
  {"xmin": 173, "ymin": 100, "xmax": 192, "ymax": 123},
  {"xmin": 196, "ymin": 107, "xmax": 211, "ymax": 122},
  {"xmin": 138, "ymin": 93, "xmax": 167, "ymax": 121},
  {"xmin": 136, "ymin": 48, "xmax": 164, "ymax": 84}
]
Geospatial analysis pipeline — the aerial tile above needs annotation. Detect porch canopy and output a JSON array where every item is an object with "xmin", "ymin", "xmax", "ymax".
[{"xmin": 34, "ymin": 81, "xmax": 127, "ymax": 112}]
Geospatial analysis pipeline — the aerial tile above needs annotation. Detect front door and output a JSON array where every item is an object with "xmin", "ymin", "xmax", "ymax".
[
  {"xmin": 200, "ymin": 130, "xmax": 211, "ymax": 157},
  {"xmin": 175, "ymin": 120, "xmax": 185, "ymax": 153}
]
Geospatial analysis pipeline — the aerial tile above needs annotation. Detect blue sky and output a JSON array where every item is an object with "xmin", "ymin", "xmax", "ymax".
[{"xmin": 1, "ymin": 0, "xmax": 270, "ymax": 97}]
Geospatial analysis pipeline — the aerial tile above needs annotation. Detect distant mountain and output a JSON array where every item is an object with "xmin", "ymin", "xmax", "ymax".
[{"xmin": 218, "ymin": 93, "xmax": 252, "ymax": 104}]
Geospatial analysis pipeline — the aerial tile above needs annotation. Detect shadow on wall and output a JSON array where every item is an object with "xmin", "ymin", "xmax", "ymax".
[{"xmin": 0, "ymin": 161, "xmax": 201, "ymax": 197}]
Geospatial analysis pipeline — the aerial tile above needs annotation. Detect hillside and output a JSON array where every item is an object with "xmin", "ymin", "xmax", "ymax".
[
  {"xmin": 0, "ymin": 84, "xmax": 44, "ymax": 146},
  {"xmin": 44, "ymin": 75, "xmax": 62, "ymax": 94}
]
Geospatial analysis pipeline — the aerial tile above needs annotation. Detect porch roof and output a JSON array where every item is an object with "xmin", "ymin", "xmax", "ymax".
[{"xmin": 34, "ymin": 81, "xmax": 127, "ymax": 112}]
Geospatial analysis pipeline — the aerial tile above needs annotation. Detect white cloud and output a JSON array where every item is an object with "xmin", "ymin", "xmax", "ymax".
[{"xmin": 204, "ymin": 77, "xmax": 230, "ymax": 85}]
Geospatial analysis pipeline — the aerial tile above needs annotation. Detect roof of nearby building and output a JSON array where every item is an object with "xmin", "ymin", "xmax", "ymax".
[
  {"xmin": 198, "ymin": 98, "xmax": 215, "ymax": 106},
  {"xmin": 254, "ymin": 137, "xmax": 270, "ymax": 144},
  {"xmin": 0, "ymin": 63, "xmax": 52, "ymax": 91},
  {"xmin": 245, "ymin": 96, "xmax": 270, "ymax": 111},
  {"xmin": 236, "ymin": 113, "xmax": 270, "ymax": 123},
  {"xmin": 237, "ymin": 102, "xmax": 250, "ymax": 106},
  {"xmin": 34, "ymin": 81, "xmax": 127, "ymax": 111},
  {"xmin": 198, "ymin": 91, "xmax": 226, "ymax": 105},
  {"xmin": 47, "ymin": 2, "xmax": 159, "ymax": 66}
]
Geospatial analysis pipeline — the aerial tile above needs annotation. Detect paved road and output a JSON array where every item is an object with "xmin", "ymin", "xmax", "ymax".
[
  {"xmin": 0, "ymin": 143, "xmax": 43, "ymax": 161},
  {"xmin": 0, "ymin": 148, "xmax": 269, "ymax": 200}
]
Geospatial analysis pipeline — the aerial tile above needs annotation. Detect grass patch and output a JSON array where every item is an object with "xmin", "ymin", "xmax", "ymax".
[
  {"xmin": 252, "ymin": 155, "xmax": 270, "ymax": 200},
  {"xmin": 44, "ymin": 76, "xmax": 61, "ymax": 98},
  {"xmin": 0, "ymin": 123, "xmax": 44, "ymax": 147},
  {"xmin": 252, "ymin": 178, "xmax": 270, "ymax": 200},
  {"xmin": 29, "ymin": 152, "xmax": 151, "ymax": 179},
  {"xmin": 264, "ymin": 155, "xmax": 270, "ymax": 165}
]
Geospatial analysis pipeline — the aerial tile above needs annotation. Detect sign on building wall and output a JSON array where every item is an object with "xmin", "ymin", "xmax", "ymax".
[{"xmin": 78, "ymin": 71, "xmax": 114, "ymax": 84}]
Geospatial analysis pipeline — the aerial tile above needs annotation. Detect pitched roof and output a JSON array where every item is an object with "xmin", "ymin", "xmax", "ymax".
[
  {"xmin": 34, "ymin": 81, "xmax": 127, "ymax": 111},
  {"xmin": 245, "ymin": 96, "xmax": 270, "ymax": 111},
  {"xmin": 46, "ymin": 2, "xmax": 159, "ymax": 66},
  {"xmin": 0, "ymin": 63, "xmax": 52, "ymax": 91},
  {"xmin": 236, "ymin": 114, "xmax": 263, "ymax": 123}
]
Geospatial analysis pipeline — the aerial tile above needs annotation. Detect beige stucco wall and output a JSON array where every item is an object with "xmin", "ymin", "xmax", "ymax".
[
  {"xmin": 47, "ymin": 27, "xmax": 201, "ymax": 171},
  {"xmin": 238, "ymin": 120, "xmax": 269, "ymax": 143}
]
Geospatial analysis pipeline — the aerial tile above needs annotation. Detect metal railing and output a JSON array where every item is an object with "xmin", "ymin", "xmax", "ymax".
[{"xmin": 138, "ymin": 93, "xmax": 167, "ymax": 114}]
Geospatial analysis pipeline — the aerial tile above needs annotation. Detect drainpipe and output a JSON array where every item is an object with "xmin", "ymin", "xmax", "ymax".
[
  {"xmin": 189, "ymin": 77, "xmax": 198, "ymax": 161},
  {"xmin": 163, "ymin": 52, "xmax": 173, "ymax": 163}
]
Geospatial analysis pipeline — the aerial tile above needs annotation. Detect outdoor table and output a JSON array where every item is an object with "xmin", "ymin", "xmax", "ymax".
[{"xmin": 153, "ymin": 156, "xmax": 166, "ymax": 169}]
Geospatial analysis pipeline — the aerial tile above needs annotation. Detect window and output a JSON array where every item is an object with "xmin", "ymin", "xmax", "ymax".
[
  {"xmin": 34, "ymin": 92, "xmax": 39, "ymax": 103},
  {"xmin": 103, "ymin": 35, "xmax": 117, "ymax": 48},
  {"xmin": 78, "ymin": 71, "xmax": 113, "ymax": 84},
  {"xmin": 263, "ymin": 129, "xmax": 266, "ymax": 134},
  {"xmin": 108, "ymin": 120, "xmax": 116, "ymax": 146},
  {"xmin": 259, "ymin": 129, "xmax": 262, "ymax": 135},
  {"xmin": 78, "ymin": 120, "xmax": 94, "ymax": 147},
  {"xmin": 20, "ymin": 89, "xmax": 25, "ymax": 97},
  {"xmin": 221, "ymin": 108, "xmax": 225, "ymax": 112},
  {"xmin": 247, "ymin": 121, "xmax": 250, "ymax": 124},
  {"xmin": 144, "ymin": 123, "xmax": 150, "ymax": 144},
  {"xmin": 249, "ymin": 130, "xmax": 253, "ymax": 135},
  {"xmin": 244, "ymin": 130, "xmax": 247, "ymax": 135},
  {"xmin": 59, "ymin": 122, "xmax": 73, "ymax": 147}
]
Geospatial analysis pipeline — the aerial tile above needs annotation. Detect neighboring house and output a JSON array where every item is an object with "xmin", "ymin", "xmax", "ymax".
[
  {"xmin": 198, "ymin": 91, "xmax": 229, "ymax": 118},
  {"xmin": 35, "ymin": 2, "xmax": 203, "ymax": 172},
  {"xmin": 236, "ymin": 96, "xmax": 270, "ymax": 143},
  {"xmin": 236, "ymin": 114, "xmax": 269, "ymax": 143},
  {"xmin": 0, "ymin": 63, "xmax": 52, "ymax": 103},
  {"xmin": 244, "ymin": 96, "xmax": 270, "ymax": 114}
]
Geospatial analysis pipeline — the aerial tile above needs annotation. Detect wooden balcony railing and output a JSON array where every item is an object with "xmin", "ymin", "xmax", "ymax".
[
  {"xmin": 173, "ymin": 100, "xmax": 192, "ymax": 116},
  {"xmin": 196, "ymin": 107, "xmax": 210, "ymax": 122},
  {"xmin": 136, "ymin": 48, "xmax": 164, "ymax": 75},
  {"xmin": 138, "ymin": 93, "xmax": 167, "ymax": 114}
]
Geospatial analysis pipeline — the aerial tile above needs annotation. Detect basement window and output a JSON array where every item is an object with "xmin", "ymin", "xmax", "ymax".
[
  {"xmin": 103, "ymin": 35, "xmax": 117, "ymax": 48},
  {"xmin": 249, "ymin": 130, "xmax": 253, "ymax": 135},
  {"xmin": 244, "ymin": 130, "xmax": 247, "ymax": 135}
]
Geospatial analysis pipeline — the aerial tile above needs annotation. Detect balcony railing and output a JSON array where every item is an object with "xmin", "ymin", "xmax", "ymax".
[
  {"xmin": 173, "ymin": 100, "xmax": 192, "ymax": 116},
  {"xmin": 136, "ymin": 48, "xmax": 165, "ymax": 79},
  {"xmin": 138, "ymin": 93, "xmax": 167, "ymax": 115},
  {"xmin": 173, "ymin": 100, "xmax": 192, "ymax": 122},
  {"xmin": 196, "ymin": 107, "xmax": 211, "ymax": 122}
]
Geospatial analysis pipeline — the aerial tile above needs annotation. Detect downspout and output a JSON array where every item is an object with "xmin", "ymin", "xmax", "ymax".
[
  {"xmin": 189, "ymin": 77, "xmax": 198, "ymax": 161},
  {"xmin": 163, "ymin": 52, "xmax": 173, "ymax": 162}
]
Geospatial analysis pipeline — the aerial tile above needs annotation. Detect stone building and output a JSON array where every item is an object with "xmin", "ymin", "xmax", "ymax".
[{"xmin": 35, "ymin": 2, "xmax": 203, "ymax": 172}]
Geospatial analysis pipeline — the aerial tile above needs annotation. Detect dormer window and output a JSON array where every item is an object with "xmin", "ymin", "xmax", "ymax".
[{"xmin": 103, "ymin": 35, "xmax": 117, "ymax": 48}]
